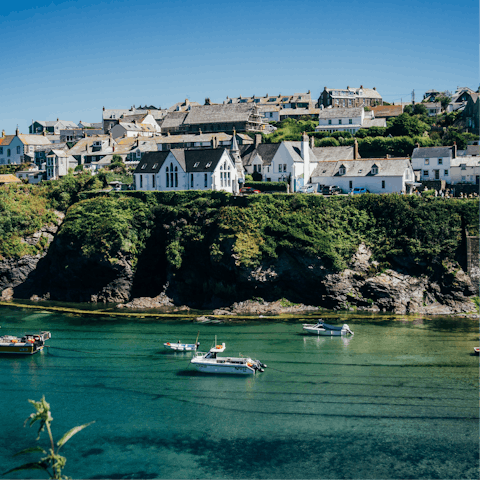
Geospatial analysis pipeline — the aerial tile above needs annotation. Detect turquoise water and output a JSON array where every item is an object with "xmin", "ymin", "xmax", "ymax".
[{"xmin": 0, "ymin": 307, "xmax": 478, "ymax": 479}]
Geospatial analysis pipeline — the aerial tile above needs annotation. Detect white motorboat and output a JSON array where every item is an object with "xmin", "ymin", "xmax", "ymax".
[
  {"xmin": 164, "ymin": 341, "xmax": 199, "ymax": 351},
  {"xmin": 0, "ymin": 331, "xmax": 51, "ymax": 355},
  {"xmin": 303, "ymin": 320, "xmax": 354, "ymax": 336},
  {"xmin": 190, "ymin": 342, "xmax": 267, "ymax": 375},
  {"xmin": 474, "ymin": 347, "xmax": 479, "ymax": 355}
]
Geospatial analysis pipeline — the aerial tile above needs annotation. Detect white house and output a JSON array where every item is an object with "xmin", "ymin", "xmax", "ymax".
[
  {"xmin": 316, "ymin": 107, "xmax": 386, "ymax": 135},
  {"xmin": 134, "ymin": 148, "xmax": 240, "ymax": 193},
  {"xmin": 0, "ymin": 129, "xmax": 52, "ymax": 165},
  {"xmin": 310, "ymin": 158, "xmax": 416, "ymax": 194},
  {"xmin": 239, "ymin": 134, "xmax": 318, "ymax": 191},
  {"xmin": 111, "ymin": 121, "xmax": 159, "ymax": 139},
  {"xmin": 411, "ymin": 145, "xmax": 456, "ymax": 182},
  {"xmin": 449, "ymin": 156, "xmax": 480, "ymax": 185},
  {"xmin": 46, "ymin": 149, "xmax": 78, "ymax": 180}
]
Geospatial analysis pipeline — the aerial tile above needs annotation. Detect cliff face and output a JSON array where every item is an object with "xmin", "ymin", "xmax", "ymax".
[{"xmin": 1, "ymin": 192, "xmax": 478, "ymax": 314}]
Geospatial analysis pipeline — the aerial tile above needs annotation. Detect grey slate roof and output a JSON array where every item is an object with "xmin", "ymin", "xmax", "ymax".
[
  {"xmin": 411, "ymin": 146, "xmax": 454, "ymax": 158},
  {"xmin": 318, "ymin": 107, "xmax": 363, "ymax": 119},
  {"xmin": 362, "ymin": 118, "xmax": 387, "ymax": 128},
  {"xmin": 312, "ymin": 146, "xmax": 357, "ymax": 162},
  {"xmin": 133, "ymin": 151, "xmax": 170, "ymax": 174},
  {"xmin": 239, "ymin": 143, "xmax": 282, "ymax": 166},
  {"xmin": 160, "ymin": 112, "xmax": 188, "ymax": 128},
  {"xmin": 311, "ymin": 158, "xmax": 411, "ymax": 178},
  {"xmin": 185, "ymin": 104, "xmax": 258, "ymax": 124},
  {"xmin": 450, "ymin": 156, "xmax": 480, "ymax": 167},
  {"xmin": 183, "ymin": 148, "xmax": 227, "ymax": 172},
  {"xmin": 325, "ymin": 87, "xmax": 382, "ymax": 100}
]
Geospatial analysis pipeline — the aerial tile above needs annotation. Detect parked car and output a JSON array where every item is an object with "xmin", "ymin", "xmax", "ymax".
[
  {"xmin": 299, "ymin": 183, "xmax": 319, "ymax": 194},
  {"xmin": 240, "ymin": 186, "xmax": 261, "ymax": 194},
  {"xmin": 352, "ymin": 187, "xmax": 370, "ymax": 194},
  {"xmin": 321, "ymin": 185, "xmax": 343, "ymax": 195}
]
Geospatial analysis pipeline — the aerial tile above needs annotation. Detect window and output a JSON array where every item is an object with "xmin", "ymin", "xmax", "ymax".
[
  {"xmin": 438, "ymin": 158, "xmax": 443, "ymax": 165},
  {"xmin": 166, "ymin": 165, "xmax": 170, "ymax": 187},
  {"xmin": 7, "ymin": 149, "xmax": 11, "ymax": 157},
  {"xmin": 139, "ymin": 175, "xmax": 143, "ymax": 188},
  {"xmin": 339, "ymin": 119, "xmax": 342, "ymax": 125},
  {"xmin": 152, "ymin": 163, "xmax": 158, "ymax": 169},
  {"xmin": 204, "ymin": 173, "xmax": 208, "ymax": 187},
  {"xmin": 278, "ymin": 164, "xmax": 282, "ymax": 173},
  {"xmin": 328, "ymin": 120, "xmax": 332, "ymax": 125},
  {"xmin": 434, "ymin": 170, "xmax": 440, "ymax": 180},
  {"xmin": 382, "ymin": 180, "xmax": 385, "ymax": 189},
  {"xmin": 460, "ymin": 164, "xmax": 466, "ymax": 170},
  {"xmin": 425, "ymin": 159, "xmax": 429, "ymax": 165},
  {"xmin": 0, "ymin": 147, "xmax": 2, "ymax": 154},
  {"xmin": 191, "ymin": 173, "xmax": 194, "ymax": 188},
  {"xmin": 174, "ymin": 166, "xmax": 178, "ymax": 187},
  {"xmin": 444, "ymin": 169, "xmax": 448, "ymax": 176},
  {"xmin": 141, "ymin": 163, "xmax": 147, "ymax": 169},
  {"xmin": 349, "ymin": 119, "xmax": 352, "ymax": 124},
  {"xmin": 423, "ymin": 170, "xmax": 429, "ymax": 176},
  {"xmin": 152, "ymin": 175, "xmax": 155, "ymax": 188},
  {"xmin": 136, "ymin": 150, "xmax": 141, "ymax": 158},
  {"xmin": 194, "ymin": 162, "xmax": 200, "ymax": 168},
  {"xmin": 205, "ymin": 162, "xmax": 211, "ymax": 168},
  {"xmin": 349, "ymin": 181, "xmax": 353, "ymax": 189},
  {"xmin": 339, "ymin": 165, "xmax": 346, "ymax": 175},
  {"xmin": 371, "ymin": 165, "xmax": 378, "ymax": 174}
]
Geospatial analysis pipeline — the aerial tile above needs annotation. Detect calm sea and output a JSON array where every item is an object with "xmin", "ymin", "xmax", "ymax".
[{"xmin": 0, "ymin": 307, "xmax": 478, "ymax": 479}]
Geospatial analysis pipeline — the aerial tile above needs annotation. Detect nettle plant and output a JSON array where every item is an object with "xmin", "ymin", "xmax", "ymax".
[{"xmin": 3, "ymin": 397, "xmax": 94, "ymax": 479}]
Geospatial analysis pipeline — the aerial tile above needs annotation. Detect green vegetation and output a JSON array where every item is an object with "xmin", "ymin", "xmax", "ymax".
[{"xmin": 3, "ymin": 397, "xmax": 93, "ymax": 479}]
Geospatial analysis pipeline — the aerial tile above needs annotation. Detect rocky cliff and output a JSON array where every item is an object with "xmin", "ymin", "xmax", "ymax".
[{"xmin": 0, "ymin": 192, "xmax": 478, "ymax": 314}]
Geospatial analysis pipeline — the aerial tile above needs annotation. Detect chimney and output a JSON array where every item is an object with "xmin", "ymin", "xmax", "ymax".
[
  {"xmin": 103, "ymin": 106, "xmax": 105, "ymax": 111},
  {"xmin": 373, "ymin": 87, "xmax": 376, "ymax": 90},
  {"xmin": 415, "ymin": 142, "xmax": 420, "ymax": 148},
  {"xmin": 16, "ymin": 126, "xmax": 19, "ymax": 136},
  {"xmin": 42, "ymin": 130, "xmax": 46, "ymax": 137},
  {"xmin": 57, "ymin": 118, "xmax": 59, "ymax": 121},
  {"xmin": 354, "ymin": 138, "xmax": 359, "ymax": 160},
  {"xmin": 255, "ymin": 133, "xmax": 262, "ymax": 147},
  {"xmin": 199, "ymin": 128, "xmax": 202, "ymax": 134},
  {"xmin": 302, "ymin": 132, "xmax": 310, "ymax": 183},
  {"xmin": 1, "ymin": 129, "xmax": 5, "ymax": 138},
  {"xmin": 136, "ymin": 137, "xmax": 139, "ymax": 147},
  {"xmin": 453, "ymin": 142, "xmax": 457, "ymax": 158},
  {"xmin": 347, "ymin": 86, "xmax": 350, "ymax": 89},
  {"xmin": 360, "ymin": 85, "xmax": 363, "ymax": 89},
  {"xmin": 113, "ymin": 145, "xmax": 115, "ymax": 152},
  {"xmin": 310, "ymin": 136, "xmax": 314, "ymax": 149}
]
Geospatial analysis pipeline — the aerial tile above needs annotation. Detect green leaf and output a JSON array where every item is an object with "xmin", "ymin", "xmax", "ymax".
[
  {"xmin": 13, "ymin": 446, "xmax": 46, "ymax": 456},
  {"xmin": 2, "ymin": 462, "xmax": 49, "ymax": 475},
  {"xmin": 57, "ymin": 421, "xmax": 95, "ymax": 449}
]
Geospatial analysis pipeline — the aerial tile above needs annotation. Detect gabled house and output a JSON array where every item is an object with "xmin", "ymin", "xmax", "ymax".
[
  {"xmin": 46, "ymin": 149, "xmax": 77, "ymax": 180},
  {"xmin": 133, "ymin": 148, "xmax": 240, "ymax": 193},
  {"xmin": 447, "ymin": 87, "xmax": 475, "ymax": 113},
  {"xmin": 28, "ymin": 119, "xmax": 78, "ymax": 135},
  {"xmin": 424, "ymin": 102, "xmax": 442, "ymax": 116},
  {"xmin": 316, "ymin": 107, "xmax": 386, "ymax": 135},
  {"xmin": 318, "ymin": 86, "xmax": 383, "ymax": 109},
  {"xmin": 310, "ymin": 158, "xmax": 415, "ymax": 193},
  {"xmin": 449, "ymin": 156, "xmax": 480, "ymax": 185},
  {"xmin": 111, "ymin": 121, "xmax": 159, "ymax": 139},
  {"xmin": 102, "ymin": 106, "xmax": 167, "ymax": 132},
  {"xmin": 463, "ymin": 94, "xmax": 479, "ymax": 134},
  {"xmin": 411, "ymin": 145, "xmax": 456, "ymax": 181},
  {"xmin": 239, "ymin": 134, "xmax": 318, "ymax": 191},
  {"xmin": 0, "ymin": 129, "xmax": 52, "ymax": 165},
  {"xmin": 156, "ymin": 132, "xmax": 253, "ymax": 151},
  {"xmin": 66, "ymin": 135, "xmax": 116, "ymax": 165}
]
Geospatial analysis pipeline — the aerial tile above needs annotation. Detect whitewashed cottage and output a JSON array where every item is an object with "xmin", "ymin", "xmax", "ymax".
[
  {"xmin": 411, "ymin": 145, "xmax": 456, "ymax": 182},
  {"xmin": 134, "ymin": 147, "xmax": 240, "ymax": 193},
  {"xmin": 310, "ymin": 158, "xmax": 416, "ymax": 194}
]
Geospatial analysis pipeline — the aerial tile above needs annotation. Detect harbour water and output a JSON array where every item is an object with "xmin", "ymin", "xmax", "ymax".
[{"xmin": 0, "ymin": 306, "xmax": 478, "ymax": 479}]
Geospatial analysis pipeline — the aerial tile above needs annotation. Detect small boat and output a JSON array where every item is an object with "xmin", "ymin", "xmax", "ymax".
[
  {"xmin": 302, "ymin": 320, "xmax": 354, "ymax": 336},
  {"xmin": 164, "ymin": 331, "xmax": 200, "ymax": 351},
  {"xmin": 164, "ymin": 341, "xmax": 199, "ymax": 351},
  {"xmin": 0, "ymin": 331, "xmax": 51, "ymax": 355},
  {"xmin": 474, "ymin": 347, "xmax": 479, "ymax": 355},
  {"xmin": 190, "ymin": 340, "xmax": 267, "ymax": 375}
]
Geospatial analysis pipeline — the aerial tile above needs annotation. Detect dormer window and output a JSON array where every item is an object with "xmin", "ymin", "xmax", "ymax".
[
  {"xmin": 152, "ymin": 163, "xmax": 158, "ymax": 169},
  {"xmin": 205, "ymin": 162, "xmax": 211, "ymax": 168},
  {"xmin": 194, "ymin": 162, "xmax": 200, "ymax": 168},
  {"xmin": 358, "ymin": 169, "xmax": 363, "ymax": 173},
  {"xmin": 371, "ymin": 164, "xmax": 378, "ymax": 175},
  {"xmin": 141, "ymin": 163, "xmax": 147, "ymax": 169},
  {"xmin": 339, "ymin": 164, "xmax": 346, "ymax": 175}
]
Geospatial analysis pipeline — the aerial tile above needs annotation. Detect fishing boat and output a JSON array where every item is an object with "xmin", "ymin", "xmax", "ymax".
[
  {"xmin": 474, "ymin": 347, "xmax": 479, "ymax": 355},
  {"xmin": 164, "ymin": 341, "xmax": 200, "ymax": 351},
  {"xmin": 190, "ymin": 340, "xmax": 267, "ymax": 375},
  {"xmin": 0, "ymin": 331, "xmax": 51, "ymax": 355},
  {"xmin": 302, "ymin": 320, "xmax": 354, "ymax": 336}
]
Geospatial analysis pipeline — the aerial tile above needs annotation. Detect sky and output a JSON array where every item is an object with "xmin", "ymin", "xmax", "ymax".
[{"xmin": 1, "ymin": 0, "xmax": 478, "ymax": 134}]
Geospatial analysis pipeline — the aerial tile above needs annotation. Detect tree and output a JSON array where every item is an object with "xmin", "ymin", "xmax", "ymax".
[
  {"xmin": 386, "ymin": 113, "xmax": 430, "ymax": 137},
  {"xmin": 413, "ymin": 103, "xmax": 428, "ymax": 116},
  {"xmin": 435, "ymin": 95, "xmax": 451, "ymax": 111}
]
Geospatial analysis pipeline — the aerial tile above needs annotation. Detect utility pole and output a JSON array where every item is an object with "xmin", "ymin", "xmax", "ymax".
[{"xmin": 411, "ymin": 89, "xmax": 415, "ymax": 106}]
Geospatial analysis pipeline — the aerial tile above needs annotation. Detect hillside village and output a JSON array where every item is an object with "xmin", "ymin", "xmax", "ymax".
[{"xmin": 1, "ymin": 85, "xmax": 479, "ymax": 196}]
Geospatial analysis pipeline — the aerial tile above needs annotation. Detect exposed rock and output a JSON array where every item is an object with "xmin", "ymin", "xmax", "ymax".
[
  {"xmin": 230, "ymin": 300, "xmax": 319, "ymax": 315},
  {"xmin": 117, "ymin": 292, "xmax": 175, "ymax": 309},
  {"xmin": 1, "ymin": 288, "xmax": 13, "ymax": 301}
]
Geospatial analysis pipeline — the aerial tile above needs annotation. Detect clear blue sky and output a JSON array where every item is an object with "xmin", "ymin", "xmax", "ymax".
[{"xmin": 1, "ymin": 0, "xmax": 478, "ymax": 133}]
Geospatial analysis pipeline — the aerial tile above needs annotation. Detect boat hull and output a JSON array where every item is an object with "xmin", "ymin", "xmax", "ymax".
[
  {"xmin": 164, "ymin": 343, "xmax": 197, "ymax": 351},
  {"xmin": 0, "ymin": 344, "xmax": 42, "ymax": 355},
  {"xmin": 191, "ymin": 362, "xmax": 256, "ymax": 375},
  {"xmin": 303, "ymin": 326, "xmax": 346, "ymax": 336}
]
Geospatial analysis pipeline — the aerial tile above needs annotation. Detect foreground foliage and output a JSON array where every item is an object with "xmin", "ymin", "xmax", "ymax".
[{"xmin": 3, "ymin": 397, "xmax": 93, "ymax": 479}]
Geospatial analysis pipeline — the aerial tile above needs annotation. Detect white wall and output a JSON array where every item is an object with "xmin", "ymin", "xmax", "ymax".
[{"xmin": 412, "ymin": 155, "xmax": 451, "ymax": 181}]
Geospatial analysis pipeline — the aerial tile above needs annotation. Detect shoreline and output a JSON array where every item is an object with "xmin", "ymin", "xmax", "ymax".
[{"xmin": 0, "ymin": 300, "xmax": 477, "ymax": 321}]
